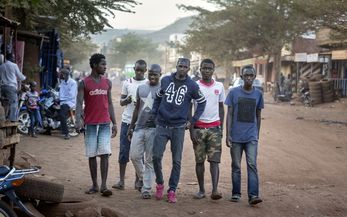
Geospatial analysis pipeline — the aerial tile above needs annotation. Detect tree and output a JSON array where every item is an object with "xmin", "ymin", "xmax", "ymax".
[
  {"xmin": 0, "ymin": 0, "xmax": 139, "ymax": 40},
  {"xmin": 108, "ymin": 32, "xmax": 163, "ymax": 68},
  {"xmin": 62, "ymin": 37, "xmax": 98, "ymax": 66},
  {"xmin": 180, "ymin": 0, "xmax": 347, "ymax": 82}
]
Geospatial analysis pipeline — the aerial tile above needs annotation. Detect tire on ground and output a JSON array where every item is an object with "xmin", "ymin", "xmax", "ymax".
[
  {"xmin": 310, "ymin": 90, "xmax": 322, "ymax": 95},
  {"xmin": 322, "ymin": 93, "xmax": 335, "ymax": 102},
  {"xmin": 15, "ymin": 177, "xmax": 64, "ymax": 203},
  {"xmin": 0, "ymin": 200, "xmax": 18, "ymax": 217},
  {"xmin": 37, "ymin": 200, "xmax": 98, "ymax": 217}
]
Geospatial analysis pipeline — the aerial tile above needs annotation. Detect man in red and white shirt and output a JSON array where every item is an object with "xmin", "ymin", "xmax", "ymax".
[
  {"xmin": 75, "ymin": 53, "xmax": 117, "ymax": 197},
  {"xmin": 190, "ymin": 58, "xmax": 225, "ymax": 200}
]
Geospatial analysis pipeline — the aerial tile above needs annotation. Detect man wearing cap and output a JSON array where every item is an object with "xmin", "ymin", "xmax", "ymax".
[
  {"xmin": 127, "ymin": 64, "xmax": 162, "ymax": 199},
  {"xmin": 225, "ymin": 65, "xmax": 264, "ymax": 206}
]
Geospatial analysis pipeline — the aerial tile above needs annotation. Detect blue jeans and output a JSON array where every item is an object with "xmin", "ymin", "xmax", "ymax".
[
  {"xmin": 1, "ymin": 85, "xmax": 18, "ymax": 121},
  {"xmin": 119, "ymin": 122, "xmax": 131, "ymax": 164},
  {"xmin": 28, "ymin": 108, "xmax": 42, "ymax": 133},
  {"xmin": 230, "ymin": 141, "xmax": 259, "ymax": 199},
  {"xmin": 152, "ymin": 125, "xmax": 185, "ymax": 192}
]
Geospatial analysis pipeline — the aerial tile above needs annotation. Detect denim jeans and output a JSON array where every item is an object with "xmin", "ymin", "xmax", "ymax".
[
  {"xmin": 152, "ymin": 125, "xmax": 185, "ymax": 192},
  {"xmin": 119, "ymin": 122, "xmax": 131, "ymax": 163},
  {"xmin": 59, "ymin": 104, "xmax": 70, "ymax": 135},
  {"xmin": 130, "ymin": 127, "xmax": 156, "ymax": 193},
  {"xmin": 28, "ymin": 108, "xmax": 42, "ymax": 132},
  {"xmin": 1, "ymin": 85, "xmax": 18, "ymax": 121},
  {"xmin": 230, "ymin": 140, "xmax": 259, "ymax": 199}
]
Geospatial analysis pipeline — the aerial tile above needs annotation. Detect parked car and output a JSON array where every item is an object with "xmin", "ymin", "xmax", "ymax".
[{"xmin": 229, "ymin": 78, "xmax": 264, "ymax": 92}]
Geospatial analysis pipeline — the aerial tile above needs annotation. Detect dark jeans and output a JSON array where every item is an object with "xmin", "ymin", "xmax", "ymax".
[
  {"xmin": 119, "ymin": 122, "xmax": 131, "ymax": 164},
  {"xmin": 59, "ymin": 104, "xmax": 70, "ymax": 135},
  {"xmin": 1, "ymin": 85, "xmax": 18, "ymax": 121},
  {"xmin": 29, "ymin": 109, "xmax": 42, "ymax": 133},
  {"xmin": 152, "ymin": 125, "xmax": 185, "ymax": 192},
  {"xmin": 230, "ymin": 140, "xmax": 259, "ymax": 199}
]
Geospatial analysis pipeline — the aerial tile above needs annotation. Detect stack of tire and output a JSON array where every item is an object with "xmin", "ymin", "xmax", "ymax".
[
  {"xmin": 308, "ymin": 81, "xmax": 323, "ymax": 105},
  {"xmin": 321, "ymin": 80, "xmax": 335, "ymax": 103}
]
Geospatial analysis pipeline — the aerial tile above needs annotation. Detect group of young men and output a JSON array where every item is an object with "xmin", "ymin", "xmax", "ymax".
[{"xmin": 75, "ymin": 53, "xmax": 264, "ymax": 206}]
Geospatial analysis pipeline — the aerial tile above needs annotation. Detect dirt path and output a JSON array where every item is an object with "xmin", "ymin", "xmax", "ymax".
[{"xmin": 16, "ymin": 87, "xmax": 347, "ymax": 217}]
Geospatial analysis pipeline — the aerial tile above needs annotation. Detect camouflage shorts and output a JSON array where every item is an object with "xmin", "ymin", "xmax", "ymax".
[{"xmin": 193, "ymin": 127, "xmax": 222, "ymax": 163}]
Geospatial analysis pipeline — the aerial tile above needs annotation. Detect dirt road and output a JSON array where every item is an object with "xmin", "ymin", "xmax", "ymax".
[{"xmin": 16, "ymin": 87, "xmax": 347, "ymax": 217}]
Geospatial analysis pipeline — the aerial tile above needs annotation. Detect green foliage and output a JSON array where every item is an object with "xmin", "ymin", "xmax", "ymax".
[
  {"xmin": 108, "ymin": 32, "xmax": 164, "ymax": 68},
  {"xmin": 0, "ymin": 0, "xmax": 139, "ymax": 40},
  {"xmin": 181, "ymin": 0, "xmax": 346, "ymax": 79},
  {"xmin": 62, "ymin": 37, "xmax": 98, "ymax": 66}
]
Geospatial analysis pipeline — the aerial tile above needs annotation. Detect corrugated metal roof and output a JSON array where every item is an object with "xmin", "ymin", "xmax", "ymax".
[{"xmin": 0, "ymin": 15, "xmax": 20, "ymax": 27}]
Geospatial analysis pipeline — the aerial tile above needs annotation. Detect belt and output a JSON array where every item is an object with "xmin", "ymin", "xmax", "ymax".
[
  {"xmin": 159, "ymin": 124, "xmax": 185, "ymax": 129},
  {"xmin": 194, "ymin": 126, "xmax": 220, "ymax": 130}
]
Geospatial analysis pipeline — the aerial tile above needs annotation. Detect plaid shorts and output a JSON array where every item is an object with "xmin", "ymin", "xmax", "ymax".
[
  {"xmin": 85, "ymin": 123, "xmax": 111, "ymax": 157},
  {"xmin": 193, "ymin": 126, "xmax": 222, "ymax": 163}
]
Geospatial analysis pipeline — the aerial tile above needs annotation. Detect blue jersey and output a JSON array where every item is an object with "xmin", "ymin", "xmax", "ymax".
[
  {"xmin": 152, "ymin": 73, "xmax": 206, "ymax": 127},
  {"xmin": 224, "ymin": 86, "xmax": 264, "ymax": 143}
]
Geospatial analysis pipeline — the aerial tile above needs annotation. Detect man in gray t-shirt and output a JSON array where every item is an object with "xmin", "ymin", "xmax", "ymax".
[{"xmin": 127, "ymin": 64, "xmax": 161, "ymax": 199}]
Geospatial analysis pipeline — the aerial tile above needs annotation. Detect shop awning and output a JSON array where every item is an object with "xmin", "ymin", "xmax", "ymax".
[
  {"xmin": 332, "ymin": 50, "xmax": 347, "ymax": 60},
  {"xmin": 0, "ymin": 15, "xmax": 20, "ymax": 27}
]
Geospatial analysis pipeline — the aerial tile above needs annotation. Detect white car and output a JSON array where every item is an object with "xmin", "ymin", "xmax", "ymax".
[{"xmin": 229, "ymin": 78, "xmax": 264, "ymax": 92}]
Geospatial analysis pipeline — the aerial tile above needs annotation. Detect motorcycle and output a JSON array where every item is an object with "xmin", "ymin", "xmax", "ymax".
[
  {"xmin": 274, "ymin": 82, "xmax": 292, "ymax": 102},
  {"xmin": 17, "ymin": 87, "xmax": 78, "ymax": 137},
  {"xmin": 300, "ymin": 87, "xmax": 313, "ymax": 107},
  {"xmin": 0, "ymin": 166, "xmax": 40, "ymax": 217}
]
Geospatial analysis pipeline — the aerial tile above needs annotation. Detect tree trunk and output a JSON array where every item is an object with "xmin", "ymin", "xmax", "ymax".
[
  {"xmin": 223, "ymin": 59, "xmax": 232, "ymax": 89},
  {"xmin": 271, "ymin": 50, "xmax": 282, "ymax": 83}
]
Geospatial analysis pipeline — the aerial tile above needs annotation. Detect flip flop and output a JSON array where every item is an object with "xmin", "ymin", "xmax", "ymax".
[
  {"xmin": 211, "ymin": 192, "xmax": 222, "ymax": 200},
  {"xmin": 193, "ymin": 192, "xmax": 206, "ymax": 199},
  {"xmin": 100, "ymin": 189, "xmax": 113, "ymax": 197},
  {"xmin": 85, "ymin": 187, "xmax": 99, "ymax": 194}
]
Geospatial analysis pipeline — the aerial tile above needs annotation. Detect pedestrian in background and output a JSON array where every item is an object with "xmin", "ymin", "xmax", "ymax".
[
  {"xmin": 225, "ymin": 65, "xmax": 264, "ymax": 206},
  {"xmin": 113, "ymin": 60, "xmax": 148, "ymax": 191},
  {"xmin": 25, "ymin": 81, "xmax": 42, "ymax": 137},
  {"xmin": 0, "ymin": 53, "xmax": 26, "ymax": 122},
  {"xmin": 59, "ymin": 68, "xmax": 77, "ymax": 140}
]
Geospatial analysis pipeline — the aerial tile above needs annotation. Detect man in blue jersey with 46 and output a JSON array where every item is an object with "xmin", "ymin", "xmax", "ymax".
[{"xmin": 152, "ymin": 58, "xmax": 206, "ymax": 203}]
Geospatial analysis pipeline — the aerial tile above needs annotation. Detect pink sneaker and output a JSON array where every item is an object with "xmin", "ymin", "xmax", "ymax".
[
  {"xmin": 167, "ymin": 190, "xmax": 177, "ymax": 203},
  {"xmin": 155, "ymin": 184, "xmax": 164, "ymax": 200}
]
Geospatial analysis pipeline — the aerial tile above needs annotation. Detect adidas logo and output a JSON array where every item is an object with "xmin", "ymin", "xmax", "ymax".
[{"xmin": 89, "ymin": 89, "xmax": 107, "ymax": 95}]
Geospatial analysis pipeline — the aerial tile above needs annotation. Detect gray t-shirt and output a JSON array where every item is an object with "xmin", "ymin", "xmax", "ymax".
[{"xmin": 135, "ymin": 82, "xmax": 160, "ymax": 129}]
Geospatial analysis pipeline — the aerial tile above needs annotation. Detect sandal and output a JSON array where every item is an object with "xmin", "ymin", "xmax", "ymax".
[
  {"xmin": 211, "ymin": 192, "xmax": 222, "ymax": 200},
  {"xmin": 85, "ymin": 187, "xmax": 99, "ymax": 194},
  {"xmin": 100, "ymin": 189, "xmax": 113, "ymax": 197},
  {"xmin": 193, "ymin": 192, "xmax": 206, "ymax": 199}
]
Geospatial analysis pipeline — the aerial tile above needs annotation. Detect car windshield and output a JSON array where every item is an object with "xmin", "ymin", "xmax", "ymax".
[{"xmin": 232, "ymin": 78, "xmax": 262, "ymax": 88}]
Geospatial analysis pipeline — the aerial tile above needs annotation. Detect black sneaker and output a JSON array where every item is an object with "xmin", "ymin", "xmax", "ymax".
[
  {"xmin": 249, "ymin": 196, "xmax": 262, "ymax": 205},
  {"xmin": 135, "ymin": 180, "xmax": 143, "ymax": 192}
]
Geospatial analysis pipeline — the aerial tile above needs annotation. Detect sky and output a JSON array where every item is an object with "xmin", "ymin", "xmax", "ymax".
[{"xmin": 108, "ymin": 0, "xmax": 217, "ymax": 30}]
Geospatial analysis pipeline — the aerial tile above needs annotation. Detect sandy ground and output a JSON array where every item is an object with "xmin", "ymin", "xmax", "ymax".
[{"xmin": 16, "ymin": 84, "xmax": 347, "ymax": 217}]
